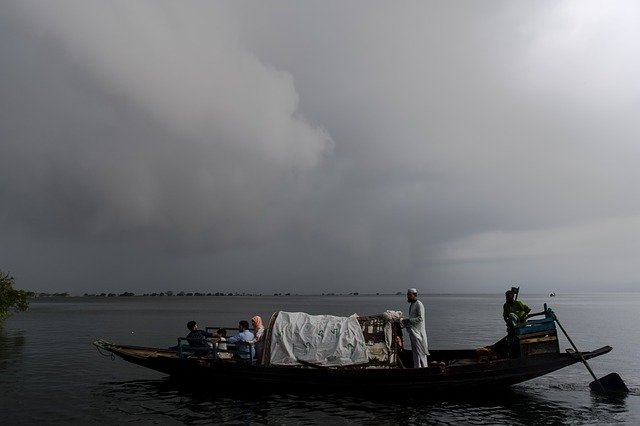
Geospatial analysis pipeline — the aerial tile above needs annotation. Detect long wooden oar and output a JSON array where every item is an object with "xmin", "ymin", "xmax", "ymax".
[{"xmin": 551, "ymin": 311, "xmax": 628, "ymax": 395}]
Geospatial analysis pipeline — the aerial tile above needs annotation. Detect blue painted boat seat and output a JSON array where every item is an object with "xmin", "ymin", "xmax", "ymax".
[{"xmin": 515, "ymin": 317, "xmax": 556, "ymax": 336}]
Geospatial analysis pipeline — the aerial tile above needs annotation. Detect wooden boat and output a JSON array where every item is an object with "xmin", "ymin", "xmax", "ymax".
[{"xmin": 93, "ymin": 308, "xmax": 613, "ymax": 395}]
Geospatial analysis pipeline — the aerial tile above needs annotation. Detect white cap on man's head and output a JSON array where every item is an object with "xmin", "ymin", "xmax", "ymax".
[{"xmin": 407, "ymin": 288, "xmax": 418, "ymax": 294}]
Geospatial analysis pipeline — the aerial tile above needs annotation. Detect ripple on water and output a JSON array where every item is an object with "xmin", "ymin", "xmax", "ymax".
[{"xmin": 88, "ymin": 379, "xmax": 628, "ymax": 425}]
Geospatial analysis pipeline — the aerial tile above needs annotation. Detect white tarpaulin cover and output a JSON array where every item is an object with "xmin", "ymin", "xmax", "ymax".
[{"xmin": 269, "ymin": 311, "xmax": 370, "ymax": 366}]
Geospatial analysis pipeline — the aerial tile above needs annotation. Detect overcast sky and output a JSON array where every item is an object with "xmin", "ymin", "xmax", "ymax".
[{"xmin": 2, "ymin": 1, "xmax": 639, "ymax": 294}]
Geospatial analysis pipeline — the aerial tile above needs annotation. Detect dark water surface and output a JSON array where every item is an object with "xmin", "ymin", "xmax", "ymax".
[{"xmin": 1, "ymin": 294, "xmax": 639, "ymax": 424}]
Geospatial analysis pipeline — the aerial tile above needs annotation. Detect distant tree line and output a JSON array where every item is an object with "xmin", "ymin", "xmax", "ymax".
[
  {"xmin": 76, "ymin": 291, "xmax": 267, "ymax": 297},
  {"xmin": 34, "ymin": 291, "xmax": 379, "ymax": 298},
  {"xmin": 34, "ymin": 292, "xmax": 71, "ymax": 297}
]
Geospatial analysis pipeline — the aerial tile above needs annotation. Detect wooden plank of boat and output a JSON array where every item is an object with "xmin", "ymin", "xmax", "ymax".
[{"xmin": 518, "ymin": 335, "xmax": 557, "ymax": 345}]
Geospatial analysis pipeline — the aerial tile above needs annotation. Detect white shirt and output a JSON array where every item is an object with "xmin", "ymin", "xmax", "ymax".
[{"xmin": 406, "ymin": 300, "xmax": 429, "ymax": 355}]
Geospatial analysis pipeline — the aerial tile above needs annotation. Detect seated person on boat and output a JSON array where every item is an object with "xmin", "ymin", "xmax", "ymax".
[
  {"xmin": 224, "ymin": 320, "xmax": 255, "ymax": 360},
  {"xmin": 186, "ymin": 320, "xmax": 214, "ymax": 348},
  {"xmin": 503, "ymin": 290, "xmax": 531, "ymax": 327},
  {"xmin": 215, "ymin": 328, "xmax": 227, "ymax": 350},
  {"xmin": 251, "ymin": 315, "xmax": 265, "ymax": 363},
  {"xmin": 214, "ymin": 328, "xmax": 236, "ymax": 359}
]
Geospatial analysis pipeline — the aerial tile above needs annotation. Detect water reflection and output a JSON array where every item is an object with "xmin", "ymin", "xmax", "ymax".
[
  {"xmin": 588, "ymin": 392, "xmax": 630, "ymax": 424},
  {"xmin": 93, "ymin": 378, "xmax": 633, "ymax": 425},
  {"xmin": 0, "ymin": 326, "xmax": 25, "ymax": 372}
]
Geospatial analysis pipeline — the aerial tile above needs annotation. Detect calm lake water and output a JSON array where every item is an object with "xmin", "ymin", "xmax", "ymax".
[{"xmin": 1, "ymin": 293, "xmax": 639, "ymax": 425}]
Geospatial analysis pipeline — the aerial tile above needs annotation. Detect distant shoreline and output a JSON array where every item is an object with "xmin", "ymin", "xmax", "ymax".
[
  {"xmin": 28, "ymin": 291, "xmax": 640, "ymax": 299},
  {"xmin": 30, "ymin": 292, "xmax": 401, "ymax": 298}
]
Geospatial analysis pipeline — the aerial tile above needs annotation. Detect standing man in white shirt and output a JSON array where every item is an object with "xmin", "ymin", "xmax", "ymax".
[{"xmin": 401, "ymin": 288, "xmax": 429, "ymax": 368}]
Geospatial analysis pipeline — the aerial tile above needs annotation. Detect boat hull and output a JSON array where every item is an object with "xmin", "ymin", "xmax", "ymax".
[{"xmin": 94, "ymin": 341, "xmax": 612, "ymax": 394}]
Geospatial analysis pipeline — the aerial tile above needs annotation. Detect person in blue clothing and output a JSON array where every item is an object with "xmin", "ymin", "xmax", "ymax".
[
  {"xmin": 225, "ymin": 320, "xmax": 255, "ymax": 361},
  {"xmin": 186, "ymin": 320, "xmax": 214, "ymax": 348}
]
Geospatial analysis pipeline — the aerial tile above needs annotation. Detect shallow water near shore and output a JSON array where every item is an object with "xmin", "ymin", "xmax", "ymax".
[{"xmin": 2, "ymin": 293, "xmax": 639, "ymax": 424}]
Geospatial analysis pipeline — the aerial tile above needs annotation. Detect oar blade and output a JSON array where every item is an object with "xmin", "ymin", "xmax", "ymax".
[{"xmin": 589, "ymin": 372, "xmax": 629, "ymax": 395}]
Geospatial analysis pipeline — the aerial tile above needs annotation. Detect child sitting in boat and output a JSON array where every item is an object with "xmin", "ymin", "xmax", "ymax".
[
  {"xmin": 216, "ymin": 328, "xmax": 228, "ymax": 350},
  {"xmin": 215, "ymin": 328, "xmax": 233, "ymax": 359}
]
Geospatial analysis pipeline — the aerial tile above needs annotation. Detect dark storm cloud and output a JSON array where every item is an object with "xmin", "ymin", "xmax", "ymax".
[
  {"xmin": 1, "ymin": 1, "xmax": 332, "ymax": 249},
  {"xmin": 2, "ymin": 1, "xmax": 639, "ymax": 293}
]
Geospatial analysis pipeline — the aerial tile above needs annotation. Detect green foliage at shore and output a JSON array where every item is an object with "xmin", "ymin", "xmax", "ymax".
[{"xmin": 0, "ymin": 270, "xmax": 32, "ymax": 320}]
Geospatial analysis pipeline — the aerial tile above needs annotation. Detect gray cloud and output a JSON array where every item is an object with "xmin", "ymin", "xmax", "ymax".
[
  {"xmin": 2, "ymin": 1, "xmax": 639, "ymax": 293},
  {"xmin": 2, "ymin": 1, "xmax": 332, "ymax": 250}
]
